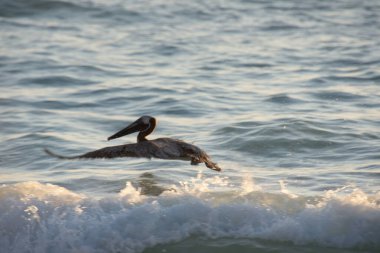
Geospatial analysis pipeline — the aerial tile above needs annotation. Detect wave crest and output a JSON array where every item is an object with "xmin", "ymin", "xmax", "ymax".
[{"xmin": 0, "ymin": 177, "xmax": 379, "ymax": 253}]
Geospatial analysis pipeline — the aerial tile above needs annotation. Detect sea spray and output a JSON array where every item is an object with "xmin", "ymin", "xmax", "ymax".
[{"xmin": 0, "ymin": 177, "xmax": 379, "ymax": 253}]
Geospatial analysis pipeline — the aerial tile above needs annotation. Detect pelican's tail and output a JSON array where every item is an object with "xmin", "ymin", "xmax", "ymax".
[
  {"xmin": 200, "ymin": 150, "xmax": 222, "ymax": 172},
  {"xmin": 44, "ymin": 148, "xmax": 81, "ymax": 159},
  {"xmin": 194, "ymin": 151, "xmax": 222, "ymax": 172},
  {"xmin": 205, "ymin": 160, "xmax": 222, "ymax": 172}
]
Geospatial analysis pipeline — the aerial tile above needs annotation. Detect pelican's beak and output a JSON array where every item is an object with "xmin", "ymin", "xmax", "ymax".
[{"xmin": 107, "ymin": 119, "xmax": 145, "ymax": 141}]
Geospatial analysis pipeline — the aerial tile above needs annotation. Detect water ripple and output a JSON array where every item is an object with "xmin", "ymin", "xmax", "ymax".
[
  {"xmin": 312, "ymin": 90, "xmax": 365, "ymax": 101},
  {"xmin": 265, "ymin": 94, "xmax": 304, "ymax": 104},
  {"xmin": 0, "ymin": 0, "xmax": 93, "ymax": 18},
  {"xmin": 18, "ymin": 76, "xmax": 95, "ymax": 87}
]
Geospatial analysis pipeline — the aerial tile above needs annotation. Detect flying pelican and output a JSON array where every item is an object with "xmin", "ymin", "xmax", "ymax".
[{"xmin": 45, "ymin": 116, "xmax": 221, "ymax": 171}]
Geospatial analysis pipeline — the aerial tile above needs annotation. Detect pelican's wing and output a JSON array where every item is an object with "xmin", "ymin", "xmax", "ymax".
[
  {"xmin": 45, "ymin": 143, "xmax": 144, "ymax": 159},
  {"xmin": 148, "ymin": 138, "xmax": 182, "ymax": 159}
]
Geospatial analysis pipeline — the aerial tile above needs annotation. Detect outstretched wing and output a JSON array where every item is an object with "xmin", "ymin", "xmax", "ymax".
[
  {"xmin": 45, "ymin": 143, "xmax": 144, "ymax": 159},
  {"xmin": 45, "ymin": 139, "xmax": 221, "ymax": 171}
]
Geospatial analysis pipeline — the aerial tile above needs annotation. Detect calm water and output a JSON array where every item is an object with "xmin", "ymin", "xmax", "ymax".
[{"xmin": 1, "ymin": 0, "xmax": 380, "ymax": 252}]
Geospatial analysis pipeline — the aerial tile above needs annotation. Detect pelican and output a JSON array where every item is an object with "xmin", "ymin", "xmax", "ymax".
[{"xmin": 45, "ymin": 116, "xmax": 221, "ymax": 171}]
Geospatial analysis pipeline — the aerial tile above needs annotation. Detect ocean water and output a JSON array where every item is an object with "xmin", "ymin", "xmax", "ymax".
[{"xmin": 1, "ymin": 0, "xmax": 380, "ymax": 252}]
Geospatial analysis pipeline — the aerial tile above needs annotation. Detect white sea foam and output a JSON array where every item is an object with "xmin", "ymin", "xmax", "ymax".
[{"xmin": 0, "ymin": 177, "xmax": 379, "ymax": 253}]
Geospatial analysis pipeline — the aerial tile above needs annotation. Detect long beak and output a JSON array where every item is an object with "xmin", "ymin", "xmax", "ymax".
[{"xmin": 107, "ymin": 120, "xmax": 144, "ymax": 141}]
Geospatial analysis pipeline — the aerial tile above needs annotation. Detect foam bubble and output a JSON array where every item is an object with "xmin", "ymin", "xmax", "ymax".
[
  {"xmin": 0, "ymin": 179, "xmax": 379, "ymax": 253},
  {"xmin": 279, "ymin": 180, "xmax": 298, "ymax": 199},
  {"xmin": 240, "ymin": 172, "xmax": 262, "ymax": 195}
]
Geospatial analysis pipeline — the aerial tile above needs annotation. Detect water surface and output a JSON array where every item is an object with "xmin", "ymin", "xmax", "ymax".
[{"xmin": 1, "ymin": 0, "xmax": 379, "ymax": 252}]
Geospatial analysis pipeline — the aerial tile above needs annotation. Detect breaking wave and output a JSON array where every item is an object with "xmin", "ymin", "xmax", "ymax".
[{"xmin": 1, "ymin": 173, "xmax": 379, "ymax": 253}]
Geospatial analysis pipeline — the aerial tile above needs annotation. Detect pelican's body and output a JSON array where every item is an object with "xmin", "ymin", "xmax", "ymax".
[{"xmin": 46, "ymin": 116, "xmax": 221, "ymax": 171}]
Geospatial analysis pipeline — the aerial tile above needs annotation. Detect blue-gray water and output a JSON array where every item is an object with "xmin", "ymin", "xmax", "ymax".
[{"xmin": 1, "ymin": 0, "xmax": 380, "ymax": 252}]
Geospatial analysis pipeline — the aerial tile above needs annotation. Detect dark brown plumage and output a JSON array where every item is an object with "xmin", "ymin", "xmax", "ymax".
[{"xmin": 45, "ymin": 116, "xmax": 221, "ymax": 171}]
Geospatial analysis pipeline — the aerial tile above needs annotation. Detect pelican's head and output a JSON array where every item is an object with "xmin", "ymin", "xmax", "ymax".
[{"xmin": 107, "ymin": 116, "xmax": 157, "ymax": 142}]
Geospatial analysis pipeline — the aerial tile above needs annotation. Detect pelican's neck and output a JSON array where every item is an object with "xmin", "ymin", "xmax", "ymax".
[
  {"xmin": 137, "ymin": 118, "xmax": 156, "ymax": 143},
  {"xmin": 137, "ymin": 132, "xmax": 148, "ymax": 142}
]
